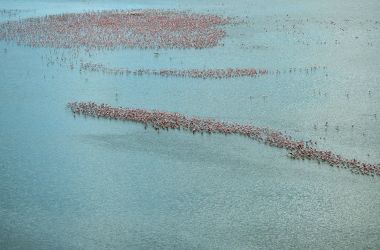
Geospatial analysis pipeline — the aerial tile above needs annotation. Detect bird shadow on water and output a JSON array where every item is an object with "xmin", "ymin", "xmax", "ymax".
[{"xmin": 77, "ymin": 129, "xmax": 266, "ymax": 171}]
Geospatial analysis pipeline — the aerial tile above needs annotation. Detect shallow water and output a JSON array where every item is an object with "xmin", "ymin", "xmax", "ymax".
[{"xmin": 0, "ymin": 0, "xmax": 379, "ymax": 249}]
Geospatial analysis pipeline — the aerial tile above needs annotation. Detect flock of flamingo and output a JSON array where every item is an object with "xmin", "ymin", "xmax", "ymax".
[
  {"xmin": 0, "ymin": 8, "xmax": 378, "ymax": 177},
  {"xmin": 0, "ymin": 10, "xmax": 230, "ymax": 49},
  {"xmin": 67, "ymin": 102, "xmax": 380, "ymax": 176},
  {"xmin": 79, "ymin": 62, "xmax": 328, "ymax": 79},
  {"xmin": 80, "ymin": 62, "xmax": 269, "ymax": 79}
]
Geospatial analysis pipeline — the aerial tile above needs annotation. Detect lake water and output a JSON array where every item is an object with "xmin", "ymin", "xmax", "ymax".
[{"xmin": 0, "ymin": 0, "xmax": 379, "ymax": 249}]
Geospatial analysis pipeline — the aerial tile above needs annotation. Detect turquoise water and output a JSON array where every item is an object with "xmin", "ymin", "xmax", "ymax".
[{"xmin": 1, "ymin": 0, "xmax": 379, "ymax": 249}]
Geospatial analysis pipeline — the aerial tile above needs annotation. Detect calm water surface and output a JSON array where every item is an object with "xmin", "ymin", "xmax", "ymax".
[{"xmin": 0, "ymin": 0, "xmax": 379, "ymax": 249}]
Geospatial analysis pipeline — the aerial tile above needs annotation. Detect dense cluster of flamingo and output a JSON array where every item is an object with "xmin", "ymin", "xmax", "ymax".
[
  {"xmin": 67, "ymin": 102, "xmax": 379, "ymax": 176},
  {"xmin": 80, "ymin": 62, "xmax": 269, "ymax": 79},
  {"xmin": 0, "ymin": 10, "xmax": 229, "ymax": 49}
]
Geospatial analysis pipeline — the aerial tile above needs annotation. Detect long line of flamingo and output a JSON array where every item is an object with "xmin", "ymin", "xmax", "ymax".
[
  {"xmin": 80, "ymin": 62, "xmax": 269, "ymax": 79},
  {"xmin": 67, "ymin": 102, "xmax": 379, "ymax": 176},
  {"xmin": 80, "ymin": 62, "xmax": 326, "ymax": 79}
]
